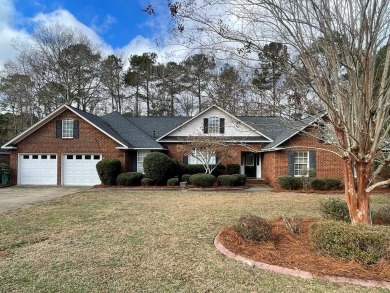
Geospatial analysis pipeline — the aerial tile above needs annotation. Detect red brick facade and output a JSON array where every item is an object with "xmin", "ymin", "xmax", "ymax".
[{"xmin": 9, "ymin": 109, "xmax": 129, "ymax": 185}]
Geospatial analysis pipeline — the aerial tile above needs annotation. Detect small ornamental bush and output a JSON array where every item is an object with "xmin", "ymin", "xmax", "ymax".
[
  {"xmin": 141, "ymin": 177, "xmax": 154, "ymax": 186},
  {"xmin": 311, "ymin": 179, "xmax": 327, "ymax": 190},
  {"xmin": 143, "ymin": 152, "xmax": 178, "ymax": 184},
  {"xmin": 278, "ymin": 176, "xmax": 303, "ymax": 190},
  {"xmin": 116, "ymin": 172, "xmax": 143, "ymax": 186},
  {"xmin": 182, "ymin": 164, "xmax": 205, "ymax": 175},
  {"xmin": 233, "ymin": 174, "xmax": 247, "ymax": 186},
  {"xmin": 96, "ymin": 159, "xmax": 121, "ymax": 185},
  {"xmin": 181, "ymin": 174, "xmax": 191, "ymax": 183},
  {"xmin": 189, "ymin": 173, "xmax": 216, "ymax": 187},
  {"xmin": 324, "ymin": 178, "xmax": 342, "ymax": 190},
  {"xmin": 234, "ymin": 215, "xmax": 272, "ymax": 242},
  {"xmin": 211, "ymin": 164, "xmax": 226, "ymax": 177},
  {"xmin": 226, "ymin": 164, "xmax": 240, "ymax": 175},
  {"xmin": 217, "ymin": 175, "xmax": 238, "ymax": 186},
  {"xmin": 372, "ymin": 204, "xmax": 390, "ymax": 225},
  {"xmin": 320, "ymin": 198, "xmax": 350, "ymax": 222},
  {"xmin": 309, "ymin": 220, "xmax": 388, "ymax": 265},
  {"xmin": 167, "ymin": 177, "xmax": 179, "ymax": 186}
]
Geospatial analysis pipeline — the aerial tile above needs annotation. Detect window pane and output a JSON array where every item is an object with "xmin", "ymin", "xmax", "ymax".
[
  {"xmin": 208, "ymin": 117, "xmax": 220, "ymax": 134},
  {"xmin": 23, "ymin": 155, "xmax": 29, "ymax": 159},
  {"xmin": 137, "ymin": 150, "xmax": 151, "ymax": 173},
  {"xmin": 50, "ymin": 155, "xmax": 56, "ymax": 159},
  {"xmin": 32, "ymin": 155, "xmax": 38, "ymax": 159},
  {"xmin": 94, "ymin": 155, "xmax": 100, "ymax": 160},
  {"xmin": 294, "ymin": 151, "xmax": 308, "ymax": 176},
  {"xmin": 188, "ymin": 149, "xmax": 216, "ymax": 165},
  {"xmin": 41, "ymin": 155, "xmax": 47, "ymax": 159},
  {"xmin": 85, "ymin": 155, "xmax": 91, "ymax": 160},
  {"xmin": 67, "ymin": 155, "xmax": 73, "ymax": 159},
  {"xmin": 62, "ymin": 119, "xmax": 74, "ymax": 138}
]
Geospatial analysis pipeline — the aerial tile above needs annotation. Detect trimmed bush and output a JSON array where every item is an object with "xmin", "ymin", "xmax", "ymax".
[
  {"xmin": 167, "ymin": 177, "xmax": 179, "ymax": 186},
  {"xmin": 181, "ymin": 174, "xmax": 191, "ymax": 183},
  {"xmin": 309, "ymin": 220, "xmax": 388, "ymax": 264},
  {"xmin": 141, "ymin": 177, "xmax": 154, "ymax": 186},
  {"xmin": 217, "ymin": 175, "xmax": 238, "ymax": 186},
  {"xmin": 234, "ymin": 215, "xmax": 272, "ymax": 242},
  {"xmin": 212, "ymin": 164, "xmax": 226, "ymax": 177},
  {"xmin": 320, "ymin": 198, "xmax": 350, "ymax": 222},
  {"xmin": 278, "ymin": 176, "xmax": 303, "ymax": 190},
  {"xmin": 372, "ymin": 204, "xmax": 390, "ymax": 225},
  {"xmin": 311, "ymin": 179, "xmax": 327, "ymax": 190},
  {"xmin": 116, "ymin": 172, "xmax": 143, "ymax": 186},
  {"xmin": 233, "ymin": 174, "xmax": 247, "ymax": 186},
  {"xmin": 96, "ymin": 159, "xmax": 121, "ymax": 185},
  {"xmin": 227, "ymin": 164, "xmax": 240, "ymax": 175},
  {"xmin": 182, "ymin": 164, "xmax": 205, "ymax": 175},
  {"xmin": 143, "ymin": 152, "xmax": 178, "ymax": 184},
  {"xmin": 324, "ymin": 178, "xmax": 342, "ymax": 190},
  {"xmin": 189, "ymin": 173, "xmax": 216, "ymax": 187}
]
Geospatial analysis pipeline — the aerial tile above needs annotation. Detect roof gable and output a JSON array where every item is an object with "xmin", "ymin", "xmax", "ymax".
[{"xmin": 156, "ymin": 105, "xmax": 273, "ymax": 142}]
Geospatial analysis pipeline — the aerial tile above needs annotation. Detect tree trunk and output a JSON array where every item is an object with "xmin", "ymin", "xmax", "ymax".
[{"xmin": 343, "ymin": 159, "xmax": 372, "ymax": 224}]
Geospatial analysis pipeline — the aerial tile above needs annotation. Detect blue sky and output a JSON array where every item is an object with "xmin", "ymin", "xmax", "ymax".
[{"xmin": 0, "ymin": 0, "xmax": 182, "ymax": 67}]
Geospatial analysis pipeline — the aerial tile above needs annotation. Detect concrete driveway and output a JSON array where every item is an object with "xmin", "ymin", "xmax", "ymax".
[{"xmin": 0, "ymin": 185, "xmax": 91, "ymax": 212}]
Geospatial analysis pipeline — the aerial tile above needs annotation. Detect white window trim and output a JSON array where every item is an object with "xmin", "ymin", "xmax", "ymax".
[
  {"xmin": 294, "ymin": 151, "xmax": 310, "ymax": 177},
  {"xmin": 137, "ymin": 150, "xmax": 151, "ymax": 173},
  {"xmin": 208, "ymin": 116, "xmax": 220, "ymax": 134},
  {"xmin": 188, "ymin": 149, "xmax": 216, "ymax": 165},
  {"xmin": 62, "ymin": 119, "xmax": 74, "ymax": 138}
]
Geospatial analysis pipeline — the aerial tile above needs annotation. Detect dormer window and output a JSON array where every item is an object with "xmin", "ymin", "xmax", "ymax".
[
  {"xmin": 62, "ymin": 119, "xmax": 74, "ymax": 138},
  {"xmin": 203, "ymin": 117, "xmax": 225, "ymax": 134}
]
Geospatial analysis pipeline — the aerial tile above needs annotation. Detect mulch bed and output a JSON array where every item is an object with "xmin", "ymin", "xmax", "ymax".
[{"xmin": 218, "ymin": 217, "xmax": 390, "ymax": 282}]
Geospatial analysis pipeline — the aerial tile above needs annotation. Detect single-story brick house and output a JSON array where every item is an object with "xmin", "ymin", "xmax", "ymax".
[{"xmin": 1, "ymin": 104, "xmax": 344, "ymax": 186}]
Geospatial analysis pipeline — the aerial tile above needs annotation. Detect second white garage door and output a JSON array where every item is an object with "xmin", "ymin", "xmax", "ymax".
[{"xmin": 63, "ymin": 154, "xmax": 102, "ymax": 185}]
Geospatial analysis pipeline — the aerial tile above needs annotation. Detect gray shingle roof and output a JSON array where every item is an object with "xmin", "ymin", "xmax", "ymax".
[{"xmin": 101, "ymin": 112, "xmax": 165, "ymax": 149}]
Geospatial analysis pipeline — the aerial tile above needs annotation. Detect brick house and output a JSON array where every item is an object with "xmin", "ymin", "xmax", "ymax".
[{"xmin": 1, "ymin": 104, "xmax": 344, "ymax": 186}]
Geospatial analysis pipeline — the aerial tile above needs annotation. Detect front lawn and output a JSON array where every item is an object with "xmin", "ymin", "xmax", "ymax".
[{"xmin": 0, "ymin": 190, "xmax": 389, "ymax": 292}]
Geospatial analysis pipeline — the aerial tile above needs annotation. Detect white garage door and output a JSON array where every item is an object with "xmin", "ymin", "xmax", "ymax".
[
  {"xmin": 63, "ymin": 154, "xmax": 101, "ymax": 185},
  {"xmin": 19, "ymin": 154, "xmax": 57, "ymax": 185}
]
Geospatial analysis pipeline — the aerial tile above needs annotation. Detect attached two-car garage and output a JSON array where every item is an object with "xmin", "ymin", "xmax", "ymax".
[{"xmin": 18, "ymin": 154, "xmax": 101, "ymax": 185}]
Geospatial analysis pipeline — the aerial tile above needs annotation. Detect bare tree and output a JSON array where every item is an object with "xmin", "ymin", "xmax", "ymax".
[{"xmin": 159, "ymin": 0, "xmax": 390, "ymax": 224}]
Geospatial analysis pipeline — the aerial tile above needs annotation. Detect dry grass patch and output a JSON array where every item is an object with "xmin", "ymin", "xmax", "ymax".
[{"xmin": 0, "ymin": 190, "xmax": 389, "ymax": 292}]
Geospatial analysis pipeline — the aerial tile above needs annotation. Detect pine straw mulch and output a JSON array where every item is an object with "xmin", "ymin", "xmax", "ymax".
[{"xmin": 218, "ymin": 217, "xmax": 390, "ymax": 282}]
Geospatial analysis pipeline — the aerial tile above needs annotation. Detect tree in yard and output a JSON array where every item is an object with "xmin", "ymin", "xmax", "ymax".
[
  {"xmin": 153, "ymin": 0, "xmax": 390, "ymax": 224},
  {"xmin": 178, "ymin": 134, "xmax": 234, "ymax": 174}
]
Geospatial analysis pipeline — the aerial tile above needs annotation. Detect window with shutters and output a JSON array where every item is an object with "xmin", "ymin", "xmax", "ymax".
[
  {"xmin": 62, "ymin": 119, "xmax": 74, "ymax": 138},
  {"xmin": 137, "ymin": 150, "xmax": 151, "ymax": 173},
  {"xmin": 208, "ymin": 117, "xmax": 220, "ymax": 134},
  {"xmin": 294, "ymin": 151, "xmax": 309, "ymax": 176}
]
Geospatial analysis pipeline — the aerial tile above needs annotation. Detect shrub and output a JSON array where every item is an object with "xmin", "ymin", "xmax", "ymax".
[
  {"xmin": 372, "ymin": 204, "xmax": 390, "ymax": 225},
  {"xmin": 233, "ymin": 174, "xmax": 247, "ymax": 186},
  {"xmin": 212, "ymin": 164, "xmax": 226, "ymax": 177},
  {"xmin": 217, "ymin": 175, "xmax": 238, "ymax": 186},
  {"xmin": 309, "ymin": 220, "xmax": 388, "ymax": 265},
  {"xmin": 278, "ymin": 176, "xmax": 303, "ymax": 190},
  {"xmin": 167, "ymin": 177, "xmax": 179, "ymax": 186},
  {"xmin": 189, "ymin": 173, "xmax": 216, "ymax": 187},
  {"xmin": 324, "ymin": 178, "xmax": 342, "ymax": 190},
  {"xmin": 96, "ymin": 159, "xmax": 121, "ymax": 185},
  {"xmin": 181, "ymin": 174, "xmax": 191, "ymax": 183},
  {"xmin": 116, "ymin": 172, "xmax": 143, "ymax": 186},
  {"xmin": 234, "ymin": 215, "xmax": 272, "ymax": 242},
  {"xmin": 182, "ymin": 164, "xmax": 205, "ymax": 175},
  {"xmin": 311, "ymin": 179, "xmax": 327, "ymax": 190},
  {"xmin": 143, "ymin": 152, "xmax": 178, "ymax": 184},
  {"xmin": 320, "ymin": 198, "xmax": 350, "ymax": 222},
  {"xmin": 141, "ymin": 177, "xmax": 154, "ymax": 186},
  {"xmin": 227, "ymin": 164, "xmax": 240, "ymax": 175}
]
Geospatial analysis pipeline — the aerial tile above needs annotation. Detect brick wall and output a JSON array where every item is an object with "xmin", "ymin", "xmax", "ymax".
[
  {"xmin": 263, "ymin": 126, "xmax": 344, "ymax": 187},
  {"xmin": 9, "ymin": 109, "xmax": 128, "ymax": 185},
  {"xmin": 0, "ymin": 154, "xmax": 10, "ymax": 165}
]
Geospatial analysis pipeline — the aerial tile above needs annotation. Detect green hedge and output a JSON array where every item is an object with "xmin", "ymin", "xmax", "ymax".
[
  {"xmin": 226, "ymin": 164, "xmax": 240, "ymax": 175},
  {"xmin": 96, "ymin": 159, "xmax": 122, "ymax": 185},
  {"xmin": 278, "ymin": 176, "xmax": 303, "ymax": 190},
  {"xmin": 141, "ymin": 178, "xmax": 154, "ymax": 186},
  {"xmin": 181, "ymin": 174, "xmax": 191, "ymax": 183},
  {"xmin": 167, "ymin": 178, "xmax": 179, "ymax": 186},
  {"xmin": 312, "ymin": 178, "xmax": 342, "ymax": 190},
  {"xmin": 233, "ymin": 174, "xmax": 246, "ymax": 186},
  {"xmin": 182, "ymin": 164, "xmax": 225, "ymax": 177},
  {"xmin": 116, "ymin": 172, "xmax": 143, "ymax": 186},
  {"xmin": 143, "ymin": 152, "xmax": 179, "ymax": 184},
  {"xmin": 189, "ymin": 173, "xmax": 216, "ymax": 187},
  {"xmin": 309, "ymin": 220, "xmax": 389, "ymax": 265},
  {"xmin": 320, "ymin": 198, "xmax": 350, "ymax": 222},
  {"xmin": 217, "ymin": 175, "xmax": 238, "ymax": 186},
  {"xmin": 372, "ymin": 204, "xmax": 390, "ymax": 225}
]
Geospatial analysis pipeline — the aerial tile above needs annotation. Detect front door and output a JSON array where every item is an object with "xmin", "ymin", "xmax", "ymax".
[{"xmin": 244, "ymin": 153, "xmax": 257, "ymax": 178}]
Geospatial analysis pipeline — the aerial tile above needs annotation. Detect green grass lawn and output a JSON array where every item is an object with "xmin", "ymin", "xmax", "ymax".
[{"xmin": 0, "ymin": 190, "xmax": 389, "ymax": 293}]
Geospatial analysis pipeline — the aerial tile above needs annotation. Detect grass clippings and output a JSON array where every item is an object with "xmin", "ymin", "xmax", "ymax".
[{"xmin": 0, "ymin": 190, "xmax": 389, "ymax": 292}]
